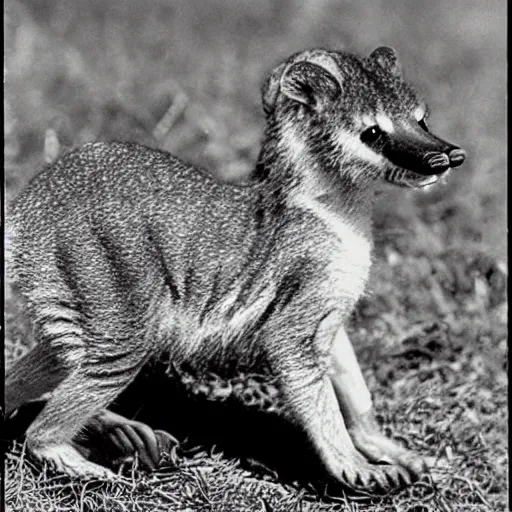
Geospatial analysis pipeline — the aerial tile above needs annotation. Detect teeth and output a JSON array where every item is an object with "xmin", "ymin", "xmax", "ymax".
[
  {"xmin": 386, "ymin": 167, "xmax": 448, "ymax": 189},
  {"xmin": 396, "ymin": 174, "xmax": 440, "ymax": 189},
  {"xmin": 417, "ymin": 175, "xmax": 439, "ymax": 187}
]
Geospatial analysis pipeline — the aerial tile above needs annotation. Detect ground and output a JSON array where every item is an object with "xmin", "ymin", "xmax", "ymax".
[{"xmin": 3, "ymin": 1, "xmax": 507, "ymax": 511}]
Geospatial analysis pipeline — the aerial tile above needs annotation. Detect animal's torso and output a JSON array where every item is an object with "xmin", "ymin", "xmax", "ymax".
[{"xmin": 8, "ymin": 142, "xmax": 373, "ymax": 374}]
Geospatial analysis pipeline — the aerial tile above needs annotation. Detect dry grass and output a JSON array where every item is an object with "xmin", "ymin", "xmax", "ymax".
[{"xmin": 4, "ymin": 0, "xmax": 507, "ymax": 511}]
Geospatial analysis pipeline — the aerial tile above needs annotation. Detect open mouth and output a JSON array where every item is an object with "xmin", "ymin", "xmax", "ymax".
[{"xmin": 384, "ymin": 166, "xmax": 450, "ymax": 189}]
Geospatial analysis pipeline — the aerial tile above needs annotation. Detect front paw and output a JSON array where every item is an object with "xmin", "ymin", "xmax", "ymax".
[
  {"xmin": 329, "ymin": 447, "xmax": 413, "ymax": 493},
  {"xmin": 348, "ymin": 411, "xmax": 430, "ymax": 479}
]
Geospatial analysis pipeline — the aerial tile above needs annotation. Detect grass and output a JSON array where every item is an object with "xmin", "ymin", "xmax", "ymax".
[{"xmin": 4, "ymin": 0, "xmax": 507, "ymax": 510}]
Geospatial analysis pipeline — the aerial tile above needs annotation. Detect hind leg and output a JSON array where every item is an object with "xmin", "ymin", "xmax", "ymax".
[
  {"xmin": 22, "ymin": 344, "xmax": 150, "ymax": 479},
  {"xmin": 7, "ymin": 340, "xmax": 175, "ymax": 473}
]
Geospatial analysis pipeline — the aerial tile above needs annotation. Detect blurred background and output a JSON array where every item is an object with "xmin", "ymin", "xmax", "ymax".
[{"xmin": 4, "ymin": 0, "xmax": 506, "ymax": 263}]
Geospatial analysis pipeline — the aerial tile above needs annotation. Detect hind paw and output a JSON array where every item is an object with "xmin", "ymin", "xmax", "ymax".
[
  {"xmin": 88, "ymin": 410, "xmax": 178, "ymax": 470},
  {"xmin": 30, "ymin": 442, "xmax": 118, "ymax": 480}
]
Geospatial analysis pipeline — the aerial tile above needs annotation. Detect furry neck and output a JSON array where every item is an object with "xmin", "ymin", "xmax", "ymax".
[{"xmin": 251, "ymin": 121, "xmax": 375, "ymax": 237}]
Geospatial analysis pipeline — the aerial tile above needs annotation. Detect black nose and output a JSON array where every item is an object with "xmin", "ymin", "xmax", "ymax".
[{"xmin": 449, "ymin": 148, "xmax": 466, "ymax": 168}]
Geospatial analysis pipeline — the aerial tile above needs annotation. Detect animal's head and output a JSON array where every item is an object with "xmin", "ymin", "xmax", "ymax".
[{"xmin": 261, "ymin": 47, "xmax": 466, "ymax": 190}]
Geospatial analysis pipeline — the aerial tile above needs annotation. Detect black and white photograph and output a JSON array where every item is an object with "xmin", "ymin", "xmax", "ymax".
[{"xmin": 4, "ymin": 1, "xmax": 507, "ymax": 511}]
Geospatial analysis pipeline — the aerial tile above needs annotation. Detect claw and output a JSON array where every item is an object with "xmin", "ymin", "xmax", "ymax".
[
  {"xmin": 396, "ymin": 465, "xmax": 412, "ymax": 487},
  {"xmin": 112, "ymin": 426, "xmax": 136, "ymax": 455},
  {"xmin": 340, "ymin": 469, "xmax": 349, "ymax": 487},
  {"xmin": 348, "ymin": 417, "xmax": 430, "ymax": 485},
  {"xmin": 154, "ymin": 429, "xmax": 179, "ymax": 465},
  {"xmin": 130, "ymin": 422, "xmax": 160, "ymax": 467},
  {"xmin": 155, "ymin": 430, "xmax": 179, "ymax": 452},
  {"xmin": 122, "ymin": 424, "xmax": 156, "ymax": 469},
  {"xmin": 341, "ymin": 469, "xmax": 361, "ymax": 490},
  {"xmin": 385, "ymin": 467, "xmax": 400, "ymax": 488},
  {"xmin": 169, "ymin": 444, "xmax": 179, "ymax": 466},
  {"xmin": 354, "ymin": 471, "xmax": 368, "ymax": 488},
  {"xmin": 371, "ymin": 470, "xmax": 391, "ymax": 493},
  {"xmin": 107, "ymin": 430, "xmax": 126, "ymax": 453},
  {"xmin": 365, "ymin": 477, "xmax": 380, "ymax": 495}
]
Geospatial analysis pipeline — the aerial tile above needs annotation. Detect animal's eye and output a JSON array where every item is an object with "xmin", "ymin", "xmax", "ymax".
[
  {"xmin": 418, "ymin": 117, "xmax": 429, "ymax": 132},
  {"xmin": 360, "ymin": 125, "xmax": 382, "ymax": 144}
]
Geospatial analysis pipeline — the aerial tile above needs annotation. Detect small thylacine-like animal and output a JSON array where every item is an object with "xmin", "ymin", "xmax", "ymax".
[{"xmin": 5, "ymin": 46, "xmax": 465, "ymax": 492}]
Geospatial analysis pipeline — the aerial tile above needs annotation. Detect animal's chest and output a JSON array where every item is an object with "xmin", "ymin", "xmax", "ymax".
[
  {"xmin": 309, "ymin": 205, "xmax": 373, "ymax": 304},
  {"xmin": 326, "ymin": 226, "xmax": 372, "ymax": 288}
]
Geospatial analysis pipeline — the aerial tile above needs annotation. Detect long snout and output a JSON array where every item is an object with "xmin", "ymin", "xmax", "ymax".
[{"xmin": 382, "ymin": 125, "xmax": 466, "ymax": 176}]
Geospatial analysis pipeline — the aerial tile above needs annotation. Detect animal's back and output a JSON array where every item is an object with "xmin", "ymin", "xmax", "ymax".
[
  {"xmin": 7, "ymin": 142, "xmax": 267, "ymax": 301},
  {"xmin": 6, "ymin": 141, "xmax": 296, "ymax": 377},
  {"xmin": 9, "ymin": 141, "xmax": 252, "ymax": 238}
]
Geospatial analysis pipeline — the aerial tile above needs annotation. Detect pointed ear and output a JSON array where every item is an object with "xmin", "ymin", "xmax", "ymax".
[
  {"xmin": 367, "ymin": 46, "xmax": 401, "ymax": 77},
  {"xmin": 262, "ymin": 54, "xmax": 342, "ymax": 115},
  {"xmin": 262, "ymin": 62, "xmax": 287, "ymax": 115},
  {"xmin": 280, "ymin": 61, "xmax": 341, "ymax": 112}
]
